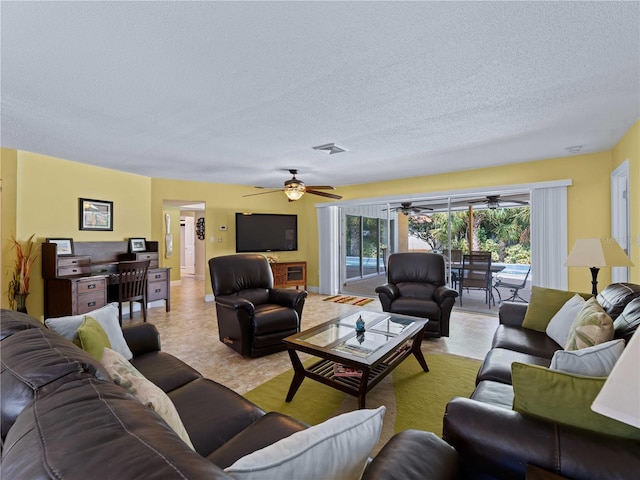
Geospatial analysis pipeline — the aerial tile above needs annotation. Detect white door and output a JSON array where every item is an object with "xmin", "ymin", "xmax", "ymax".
[
  {"xmin": 184, "ymin": 216, "xmax": 196, "ymax": 275},
  {"xmin": 611, "ymin": 161, "xmax": 630, "ymax": 283}
]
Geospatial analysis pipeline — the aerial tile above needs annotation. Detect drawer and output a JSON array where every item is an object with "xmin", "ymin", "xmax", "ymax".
[
  {"xmin": 137, "ymin": 253, "xmax": 158, "ymax": 261},
  {"xmin": 58, "ymin": 265, "xmax": 91, "ymax": 276},
  {"xmin": 58, "ymin": 256, "xmax": 91, "ymax": 268},
  {"xmin": 148, "ymin": 270, "xmax": 168, "ymax": 282},
  {"xmin": 76, "ymin": 291, "xmax": 106, "ymax": 314},
  {"xmin": 148, "ymin": 282, "xmax": 168, "ymax": 301},
  {"xmin": 77, "ymin": 277, "xmax": 106, "ymax": 294}
]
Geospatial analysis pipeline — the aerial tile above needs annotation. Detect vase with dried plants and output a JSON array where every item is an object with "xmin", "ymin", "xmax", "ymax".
[{"xmin": 7, "ymin": 234, "xmax": 39, "ymax": 314}]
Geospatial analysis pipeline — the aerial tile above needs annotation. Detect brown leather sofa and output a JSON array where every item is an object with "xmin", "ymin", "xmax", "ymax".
[
  {"xmin": 209, "ymin": 254, "xmax": 307, "ymax": 357},
  {"xmin": 375, "ymin": 252, "xmax": 459, "ymax": 337},
  {"xmin": 443, "ymin": 283, "xmax": 640, "ymax": 480},
  {"xmin": 1, "ymin": 309, "xmax": 458, "ymax": 479}
]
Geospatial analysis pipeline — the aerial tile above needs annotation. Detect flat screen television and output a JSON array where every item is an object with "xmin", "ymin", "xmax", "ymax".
[{"xmin": 235, "ymin": 213, "xmax": 298, "ymax": 252}]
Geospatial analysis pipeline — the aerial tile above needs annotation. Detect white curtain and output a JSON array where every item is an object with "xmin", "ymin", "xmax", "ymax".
[
  {"xmin": 531, "ymin": 186, "xmax": 568, "ymax": 289},
  {"xmin": 317, "ymin": 206, "xmax": 340, "ymax": 295}
]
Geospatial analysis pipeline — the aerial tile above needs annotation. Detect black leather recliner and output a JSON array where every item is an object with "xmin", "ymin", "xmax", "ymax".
[
  {"xmin": 375, "ymin": 252, "xmax": 459, "ymax": 338},
  {"xmin": 208, "ymin": 254, "xmax": 307, "ymax": 357}
]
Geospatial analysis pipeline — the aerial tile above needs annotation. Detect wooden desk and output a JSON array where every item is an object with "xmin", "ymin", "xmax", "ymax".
[{"xmin": 42, "ymin": 241, "xmax": 171, "ymax": 318}]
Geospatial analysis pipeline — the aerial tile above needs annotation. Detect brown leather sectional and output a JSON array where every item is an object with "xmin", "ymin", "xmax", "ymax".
[
  {"xmin": 1, "ymin": 309, "xmax": 458, "ymax": 479},
  {"xmin": 443, "ymin": 283, "xmax": 640, "ymax": 479}
]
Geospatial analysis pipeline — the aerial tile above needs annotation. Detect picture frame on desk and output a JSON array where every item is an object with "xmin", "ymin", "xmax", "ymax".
[
  {"xmin": 79, "ymin": 198, "xmax": 113, "ymax": 231},
  {"xmin": 128, "ymin": 237, "xmax": 147, "ymax": 253},
  {"xmin": 46, "ymin": 238, "xmax": 75, "ymax": 256}
]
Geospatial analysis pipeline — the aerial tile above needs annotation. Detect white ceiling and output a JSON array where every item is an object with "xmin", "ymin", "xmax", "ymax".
[{"xmin": 2, "ymin": 1, "xmax": 639, "ymax": 189}]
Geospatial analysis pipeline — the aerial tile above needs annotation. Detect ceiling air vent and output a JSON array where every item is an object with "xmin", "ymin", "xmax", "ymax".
[{"xmin": 312, "ymin": 143, "xmax": 347, "ymax": 155}]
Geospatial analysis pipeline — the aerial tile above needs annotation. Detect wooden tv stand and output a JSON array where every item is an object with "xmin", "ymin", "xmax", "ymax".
[{"xmin": 270, "ymin": 261, "xmax": 306, "ymax": 290}]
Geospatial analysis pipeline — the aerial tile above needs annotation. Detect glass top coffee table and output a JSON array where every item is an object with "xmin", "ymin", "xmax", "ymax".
[{"xmin": 283, "ymin": 310, "xmax": 429, "ymax": 409}]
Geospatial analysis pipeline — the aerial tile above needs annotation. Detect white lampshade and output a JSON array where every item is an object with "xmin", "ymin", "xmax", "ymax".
[
  {"xmin": 564, "ymin": 238, "xmax": 634, "ymax": 268},
  {"xmin": 591, "ymin": 331, "xmax": 640, "ymax": 428}
]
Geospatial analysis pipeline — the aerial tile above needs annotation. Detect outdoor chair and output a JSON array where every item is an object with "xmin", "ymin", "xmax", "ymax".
[
  {"xmin": 493, "ymin": 266, "xmax": 531, "ymax": 303},
  {"xmin": 458, "ymin": 253, "xmax": 494, "ymax": 307}
]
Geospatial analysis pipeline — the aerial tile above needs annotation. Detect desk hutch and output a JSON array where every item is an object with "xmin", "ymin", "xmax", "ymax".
[{"xmin": 42, "ymin": 241, "xmax": 170, "ymax": 318}]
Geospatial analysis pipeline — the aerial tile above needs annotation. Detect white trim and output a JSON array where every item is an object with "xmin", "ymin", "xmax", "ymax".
[
  {"xmin": 315, "ymin": 179, "xmax": 573, "ymax": 208},
  {"xmin": 317, "ymin": 206, "xmax": 341, "ymax": 295},
  {"xmin": 611, "ymin": 160, "xmax": 630, "ymax": 283}
]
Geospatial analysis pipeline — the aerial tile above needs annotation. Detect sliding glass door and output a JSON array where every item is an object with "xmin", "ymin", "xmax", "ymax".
[{"xmin": 345, "ymin": 214, "xmax": 387, "ymax": 281}]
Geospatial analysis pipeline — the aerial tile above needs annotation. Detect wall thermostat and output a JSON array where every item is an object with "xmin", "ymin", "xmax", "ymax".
[{"xmin": 219, "ymin": 225, "xmax": 227, "ymax": 231}]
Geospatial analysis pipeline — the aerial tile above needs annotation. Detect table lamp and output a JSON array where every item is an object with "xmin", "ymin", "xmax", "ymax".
[
  {"xmin": 591, "ymin": 330, "xmax": 640, "ymax": 428},
  {"xmin": 564, "ymin": 238, "xmax": 634, "ymax": 295}
]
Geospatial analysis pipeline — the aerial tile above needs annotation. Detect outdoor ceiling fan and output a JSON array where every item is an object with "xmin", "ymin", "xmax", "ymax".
[
  {"xmin": 384, "ymin": 201, "xmax": 433, "ymax": 215},
  {"xmin": 469, "ymin": 195, "xmax": 529, "ymax": 210},
  {"xmin": 243, "ymin": 169, "xmax": 343, "ymax": 201}
]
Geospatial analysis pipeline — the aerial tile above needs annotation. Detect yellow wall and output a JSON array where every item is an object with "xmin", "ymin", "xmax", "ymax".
[
  {"xmin": 317, "ymin": 150, "xmax": 623, "ymax": 292},
  {"xmin": 612, "ymin": 119, "xmax": 640, "ymax": 283},
  {"xmin": 2, "ymin": 118, "xmax": 638, "ymax": 315},
  {"xmin": 5, "ymin": 151, "xmax": 151, "ymax": 318}
]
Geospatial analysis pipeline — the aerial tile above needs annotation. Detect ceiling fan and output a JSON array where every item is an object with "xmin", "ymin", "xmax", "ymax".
[
  {"xmin": 243, "ymin": 169, "xmax": 342, "ymax": 201},
  {"xmin": 469, "ymin": 195, "xmax": 529, "ymax": 210},
  {"xmin": 383, "ymin": 201, "xmax": 433, "ymax": 215}
]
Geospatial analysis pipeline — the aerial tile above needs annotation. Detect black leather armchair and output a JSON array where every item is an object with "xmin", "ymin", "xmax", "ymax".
[
  {"xmin": 208, "ymin": 254, "xmax": 307, "ymax": 357},
  {"xmin": 375, "ymin": 252, "xmax": 459, "ymax": 338}
]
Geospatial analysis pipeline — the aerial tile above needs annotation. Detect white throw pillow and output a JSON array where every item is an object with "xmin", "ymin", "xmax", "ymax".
[
  {"xmin": 549, "ymin": 339, "xmax": 625, "ymax": 376},
  {"xmin": 45, "ymin": 303, "xmax": 133, "ymax": 360},
  {"xmin": 546, "ymin": 294, "xmax": 586, "ymax": 347},
  {"xmin": 100, "ymin": 347, "xmax": 195, "ymax": 450},
  {"xmin": 225, "ymin": 406, "xmax": 386, "ymax": 480}
]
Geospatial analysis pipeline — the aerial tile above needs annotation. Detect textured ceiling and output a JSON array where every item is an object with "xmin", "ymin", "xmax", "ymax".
[{"xmin": 2, "ymin": 1, "xmax": 639, "ymax": 189}]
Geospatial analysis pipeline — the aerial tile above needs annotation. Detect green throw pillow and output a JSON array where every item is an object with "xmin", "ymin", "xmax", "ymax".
[
  {"xmin": 512, "ymin": 362, "xmax": 640, "ymax": 441},
  {"xmin": 565, "ymin": 297, "xmax": 614, "ymax": 351},
  {"xmin": 522, "ymin": 286, "xmax": 590, "ymax": 332},
  {"xmin": 72, "ymin": 316, "xmax": 111, "ymax": 360}
]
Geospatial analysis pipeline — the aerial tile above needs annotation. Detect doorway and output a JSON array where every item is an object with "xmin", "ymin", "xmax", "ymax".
[{"xmin": 181, "ymin": 216, "xmax": 196, "ymax": 275}]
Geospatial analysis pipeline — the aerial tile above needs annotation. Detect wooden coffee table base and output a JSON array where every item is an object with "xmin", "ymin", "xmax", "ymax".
[{"xmin": 285, "ymin": 327, "xmax": 428, "ymax": 409}]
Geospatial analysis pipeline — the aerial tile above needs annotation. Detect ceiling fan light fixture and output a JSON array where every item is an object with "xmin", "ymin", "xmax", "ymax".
[{"xmin": 284, "ymin": 183, "xmax": 305, "ymax": 201}]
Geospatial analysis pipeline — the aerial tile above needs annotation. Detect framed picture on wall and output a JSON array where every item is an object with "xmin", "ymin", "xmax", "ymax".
[
  {"xmin": 46, "ymin": 238, "xmax": 75, "ymax": 256},
  {"xmin": 129, "ymin": 237, "xmax": 147, "ymax": 253},
  {"xmin": 79, "ymin": 198, "xmax": 113, "ymax": 231}
]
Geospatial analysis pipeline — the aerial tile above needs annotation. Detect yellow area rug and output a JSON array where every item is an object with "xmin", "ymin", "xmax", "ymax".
[
  {"xmin": 323, "ymin": 294, "xmax": 375, "ymax": 306},
  {"xmin": 244, "ymin": 353, "xmax": 480, "ymax": 444}
]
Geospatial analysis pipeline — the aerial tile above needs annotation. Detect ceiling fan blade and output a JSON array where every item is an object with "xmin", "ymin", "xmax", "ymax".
[
  {"xmin": 242, "ymin": 189, "xmax": 283, "ymax": 197},
  {"xmin": 305, "ymin": 185, "xmax": 336, "ymax": 190},
  {"xmin": 306, "ymin": 189, "xmax": 343, "ymax": 199},
  {"xmin": 508, "ymin": 199, "xmax": 529, "ymax": 205}
]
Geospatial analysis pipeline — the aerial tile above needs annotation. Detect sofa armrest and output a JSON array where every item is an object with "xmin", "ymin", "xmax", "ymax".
[
  {"xmin": 498, "ymin": 301, "xmax": 528, "ymax": 327},
  {"xmin": 362, "ymin": 430, "xmax": 458, "ymax": 480},
  {"xmin": 268, "ymin": 288, "xmax": 307, "ymax": 309},
  {"xmin": 443, "ymin": 397, "xmax": 640, "ymax": 480},
  {"xmin": 122, "ymin": 323, "xmax": 161, "ymax": 356},
  {"xmin": 375, "ymin": 284, "xmax": 399, "ymax": 312}
]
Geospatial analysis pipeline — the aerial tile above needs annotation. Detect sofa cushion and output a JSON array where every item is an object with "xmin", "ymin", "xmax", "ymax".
[
  {"xmin": 100, "ymin": 347, "xmax": 194, "ymax": 449},
  {"xmin": 511, "ymin": 362, "xmax": 640, "ymax": 441},
  {"xmin": 491, "ymin": 324, "xmax": 562, "ymax": 358},
  {"xmin": 522, "ymin": 286, "xmax": 586, "ymax": 332},
  {"xmin": 545, "ymin": 294, "xmax": 586, "ymax": 347},
  {"xmin": 208, "ymin": 411, "xmax": 308, "ymax": 469},
  {"xmin": 471, "ymin": 380, "xmax": 514, "ymax": 409},
  {"xmin": 2, "ymin": 377, "xmax": 228, "ymax": 479},
  {"xmin": 476, "ymin": 347, "xmax": 551, "ymax": 385},
  {"xmin": 129, "ymin": 351, "xmax": 202, "ymax": 392},
  {"xmin": 168, "ymin": 377, "xmax": 265, "ymax": 457},
  {"xmin": 389, "ymin": 297, "xmax": 441, "ymax": 319},
  {"xmin": 225, "ymin": 406, "xmax": 385, "ymax": 480},
  {"xmin": 550, "ymin": 339, "xmax": 625, "ymax": 377},
  {"xmin": 596, "ymin": 282, "xmax": 640, "ymax": 320},
  {"xmin": 1, "ymin": 327, "xmax": 110, "ymax": 439},
  {"xmin": 45, "ymin": 303, "xmax": 133, "ymax": 360},
  {"xmin": 613, "ymin": 297, "xmax": 640, "ymax": 342},
  {"xmin": 73, "ymin": 316, "xmax": 112, "ymax": 360},
  {"xmin": 565, "ymin": 298, "xmax": 614, "ymax": 350}
]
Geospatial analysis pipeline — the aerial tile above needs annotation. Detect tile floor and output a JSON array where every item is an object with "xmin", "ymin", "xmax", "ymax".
[{"xmin": 125, "ymin": 276, "xmax": 498, "ymax": 394}]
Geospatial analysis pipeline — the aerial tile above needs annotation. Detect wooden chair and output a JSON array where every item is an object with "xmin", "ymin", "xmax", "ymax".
[
  {"xmin": 459, "ymin": 253, "xmax": 494, "ymax": 307},
  {"xmin": 117, "ymin": 260, "xmax": 150, "ymax": 325}
]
